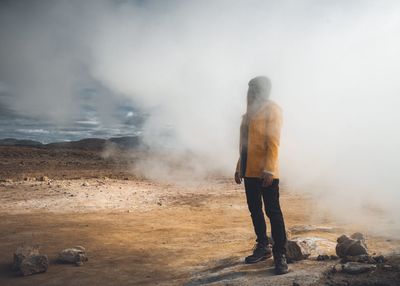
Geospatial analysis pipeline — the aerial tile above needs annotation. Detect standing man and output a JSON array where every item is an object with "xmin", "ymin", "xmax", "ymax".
[{"xmin": 235, "ymin": 76, "xmax": 289, "ymax": 275}]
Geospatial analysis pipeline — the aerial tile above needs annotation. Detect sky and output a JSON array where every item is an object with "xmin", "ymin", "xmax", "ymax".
[{"xmin": 1, "ymin": 0, "xmax": 400, "ymax": 236}]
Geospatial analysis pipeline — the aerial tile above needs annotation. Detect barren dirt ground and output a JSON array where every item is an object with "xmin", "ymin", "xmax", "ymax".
[{"xmin": 0, "ymin": 146, "xmax": 399, "ymax": 285}]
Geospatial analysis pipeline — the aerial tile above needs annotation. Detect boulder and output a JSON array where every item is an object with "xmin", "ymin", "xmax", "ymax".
[
  {"xmin": 13, "ymin": 245, "xmax": 48, "ymax": 276},
  {"xmin": 336, "ymin": 233, "xmax": 368, "ymax": 258},
  {"xmin": 341, "ymin": 262, "xmax": 376, "ymax": 274},
  {"xmin": 59, "ymin": 246, "xmax": 88, "ymax": 266}
]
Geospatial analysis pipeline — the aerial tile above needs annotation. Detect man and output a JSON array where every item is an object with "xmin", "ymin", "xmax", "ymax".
[{"xmin": 234, "ymin": 76, "xmax": 289, "ymax": 275}]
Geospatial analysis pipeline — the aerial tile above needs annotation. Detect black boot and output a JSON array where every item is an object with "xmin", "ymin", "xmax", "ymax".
[
  {"xmin": 274, "ymin": 253, "xmax": 289, "ymax": 275},
  {"xmin": 245, "ymin": 243, "xmax": 272, "ymax": 264}
]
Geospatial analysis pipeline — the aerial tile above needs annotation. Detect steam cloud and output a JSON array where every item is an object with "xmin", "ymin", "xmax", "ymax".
[{"xmin": 1, "ymin": 0, "xmax": 400, "ymax": 236}]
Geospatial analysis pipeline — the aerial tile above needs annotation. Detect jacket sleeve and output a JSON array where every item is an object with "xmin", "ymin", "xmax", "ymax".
[
  {"xmin": 263, "ymin": 106, "xmax": 282, "ymax": 175},
  {"xmin": 236, "ymin": 116, "xmax": 244, "ymax": 175},
  {"xmin": 236, "ymin": 158, "xmax": 240, "ymax": 173}
]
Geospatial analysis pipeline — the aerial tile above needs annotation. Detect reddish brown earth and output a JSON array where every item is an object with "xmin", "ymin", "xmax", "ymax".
[{"xmin": 0, "ymin": 145, "xmax": 399, "ymax": 285}]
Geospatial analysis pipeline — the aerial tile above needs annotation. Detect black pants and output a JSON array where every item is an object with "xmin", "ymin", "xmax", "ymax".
[{"xmin": 244, "ymin": 177, "xmax": 287, "ymax": 255}]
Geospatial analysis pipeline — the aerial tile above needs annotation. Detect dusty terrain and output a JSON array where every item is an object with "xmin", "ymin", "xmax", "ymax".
[{"xmin": 0, "ymin": 145, "xmax": 399, "ymax": 285}]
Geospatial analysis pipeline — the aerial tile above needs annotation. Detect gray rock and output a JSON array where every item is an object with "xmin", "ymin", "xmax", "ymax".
[
  {"xmin": 19, "ymin": 255, "xmax": 49, "ymax": 276},
  {"xmin": 286, "ymin": 239, "xmax": 312, "ymax": 262},
  {"xmin": 350, "ymin": 232, "xmax": 364, "ymax": 241},
  {"xmin": 341, "ymin": 254, "xmax": 375, "ymax": 264},
  {"xmin": 13, "ymin": 245, "xmax": 40, "ymax": 271},
  {"xmin": 13, "ymin": 245, "xmax": 48, "ymax": 276},
  {"xmin": 336, "ymin": 233, "xmax": 368, "ymax": 258},
  {"xmin": 341, "ymin": 262, "xmax": 376, "ymax": 274},
  {"xmin": 59, "ymin": 246, "xmax": 88, "ymax": 266}
]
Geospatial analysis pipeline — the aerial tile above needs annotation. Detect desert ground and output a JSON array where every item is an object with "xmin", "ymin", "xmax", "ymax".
[{"xmin": 0, "ymin": 145, "xmax": 399, "ymax": 285}]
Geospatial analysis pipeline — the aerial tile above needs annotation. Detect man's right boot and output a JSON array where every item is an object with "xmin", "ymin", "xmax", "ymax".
[
  {"xmin": 274, "ymin": 253, "xmax": 289, "ymax": 275},
  {"xmin": 245, "ymin": 243, "xmax": 272, "ymax": 264}
]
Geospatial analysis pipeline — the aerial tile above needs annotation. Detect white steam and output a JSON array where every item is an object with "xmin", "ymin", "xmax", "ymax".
[{"xmin": 1, "ymin": 0, "xmax": 400, "ymax": 236}]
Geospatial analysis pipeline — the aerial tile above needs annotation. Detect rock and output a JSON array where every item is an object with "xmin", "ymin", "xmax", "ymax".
[
  {"xmin": 350, "ymin": 232, "xmax": 364, "ymax": 241},
  {"xmin": 13, "ymin": 245, "xmax": 48, "ymax": 276},
  {"xmin": 382, "ymin": 264, "xmax": 394, "ymax": 271},
  {"xmin": 59, "ymin": 246, "xmax": 88, "ymax": 266},
  {"xmin": 19, "ymin": 255, "xmax": 49, "ymax": 276},
  {"xmin": 13, "ymin": 245, "xmax": 40, "ymax": 271},
  {"xmin": 336, "ymin": 234, "xmax": 368, "ymax": 258},
  {"xmin": 286, "ymin": 239, "xmax": 312, "ymax": 262},
  {"xmin": 331, "ymin": 264, "xmax": 339, "ymax": 273},
  {"xmin": 341, "ymin": 254, "xmax": 375, "ymax": 264},
  {"xmin": 286, "ymin": 236, "xmax": 336, "ymax": 261},
  {"xmin": 373, "ymin": 255, "xmax": 385, "ymax": 264},
  {"xmin": 82, "ymin": 182, "xmax": 90, "ymax": 187},
  {"xmin": 38, "ymin": 176, "xmax": 49, "ymax": 182},
  {"xmin": 341, "ymin": 262, "xmax": 376, "ymax": 274}
]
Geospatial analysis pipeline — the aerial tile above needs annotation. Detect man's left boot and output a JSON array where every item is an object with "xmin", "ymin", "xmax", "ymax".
[{"xmin": 274, "ymin": 253, "xmax": 289, "ymax": 275}]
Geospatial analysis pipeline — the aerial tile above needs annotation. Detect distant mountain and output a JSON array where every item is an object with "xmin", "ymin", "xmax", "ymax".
[
  {"xmin": 0, "ymin": 136, "xmax": 143, "ymax": 150},
  {"xmin": 0, "ymin": 138, "xmax": 43, "ymax": 147}
]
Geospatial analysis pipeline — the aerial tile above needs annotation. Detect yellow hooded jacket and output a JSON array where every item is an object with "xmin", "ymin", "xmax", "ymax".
[{"xmin": 236, "ymin": 100, "xmax": 282, "ymax": 179}]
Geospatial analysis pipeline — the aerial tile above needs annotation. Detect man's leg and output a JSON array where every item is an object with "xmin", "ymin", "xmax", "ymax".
[
  {"xmin": 244, "ymin": 178, "xmax": 272, "ymax": 264},
  {"xmin": 261, "ymin": 179, "xmax": 289, "ymax": 274},
  {"xmin": 244, "ymin": 178, "xmax": 269, "ymax": 245}
]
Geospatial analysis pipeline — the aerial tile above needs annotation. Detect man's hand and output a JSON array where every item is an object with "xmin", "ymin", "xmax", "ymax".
[
  {"xmin": 234, "ymin": 172, "xmax": 242, "ymax": 184},
  {"xmin": 261, "ymin": 172, "xmax": 273, "ymax": 187}
]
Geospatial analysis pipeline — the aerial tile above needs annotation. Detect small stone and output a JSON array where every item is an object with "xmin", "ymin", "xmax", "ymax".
[
  {"xmin": 13, "ymin": 245, "xmax": 40, "ymax": 271},
  {"xmin": 19, "ymin": 255, "xmax": 49, "ymax": 276},
  {"xmin": 336, "ymin": 234, "xmax": 368, "ymax": 258},
  {"xmin": 38, "ymin": 176, "xmax": 49, "ymax": 182},
  {"xmin": 331, "ymin": 264, "xmax": 339, "ymax": 273},
  {"xmin": 372, "ymin": 255, "xmax": 385, "ymax": 264},
  {"xmin": 382, "ymin": 264, "xmax": 393, "ymax": 271},
  {"xmin": 13, "ymin": 245, "xmax": 48, "ymax": 276},
  {"xmin": 59, "ymin": 246, "xmax": 88, "ymax": 266},
  {"xmin": 350, "ymin": 232, "xmax": 364, "ymax": 241},
  {"xmin": 341, "ymin": 254, "xmax": 374, "ymax": 264},
  {"xmin": 82, "ymin": 182, "xmax": 90, "ymax": 187},
  {"xmin": 341, "ymin": 262, "xmax": 376, "ymax": 274},
  {"xmin": 286, "ymin": 239, "xmax": 311, "ymax": 262}
]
